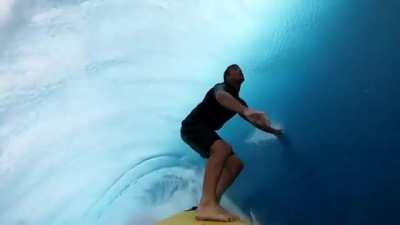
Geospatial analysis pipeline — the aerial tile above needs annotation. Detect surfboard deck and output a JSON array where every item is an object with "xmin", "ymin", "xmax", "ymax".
[{"xmin": 157, "ymin": 210, "xmax": 251, "ymax": 225}]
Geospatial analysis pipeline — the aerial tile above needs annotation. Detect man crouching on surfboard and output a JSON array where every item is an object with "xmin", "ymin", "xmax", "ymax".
[{"xmin": 180, "ymin": 64, "xmax": 283, "ymax": 222}]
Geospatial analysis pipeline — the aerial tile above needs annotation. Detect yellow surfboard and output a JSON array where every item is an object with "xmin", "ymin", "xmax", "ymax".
[{"xmin": 157, "ymin": 210, "xmax": 251, "ymax": 225}]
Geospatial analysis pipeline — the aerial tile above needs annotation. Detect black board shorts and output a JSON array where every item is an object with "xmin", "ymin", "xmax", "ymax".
[{"xmin": 180, "ymin": 122, "xmax": 222, "ymax": 159}]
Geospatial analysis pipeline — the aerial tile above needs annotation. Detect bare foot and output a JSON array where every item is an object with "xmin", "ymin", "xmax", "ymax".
[
  {"xmin": 195, "ymin": 204, "xmax": 234, "ymax": 222},
  {"xmin": 219, "ymin": 207, "xmax": 240, "ymax": 221}
]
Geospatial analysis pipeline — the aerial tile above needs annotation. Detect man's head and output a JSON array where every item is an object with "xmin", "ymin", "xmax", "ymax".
[{"xmin": 223, "ymin": 64, "xmax": 245, "ymax": 88}]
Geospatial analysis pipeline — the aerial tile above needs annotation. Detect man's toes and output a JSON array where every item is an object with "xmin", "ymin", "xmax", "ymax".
[{"xmin": 195, "ymin": 213, "xmax": 231, "ymax": 222}]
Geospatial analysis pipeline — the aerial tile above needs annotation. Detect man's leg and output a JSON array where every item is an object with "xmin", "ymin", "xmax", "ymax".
[
  {"xmin": 216, "ymin": 154, "xmax": 244, "ymax": 203},
  {"xmin": 211, "ymin": 155, "xmax": 244, "ymax": 220},
  {"xmin": 196, "ymin": 140, "xmax": 234, "ymax": 222}
]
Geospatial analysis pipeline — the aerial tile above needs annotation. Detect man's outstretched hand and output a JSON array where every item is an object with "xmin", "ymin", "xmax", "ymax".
[
  {"xmin": 243, "ymin": 108, "xmax": 284, "ymax": 137},
  {"xmin": 272, "ymin": 128, "xmax": 284, "ymax": 137},
  {"xmin": 243, "ymin": 108, "xmax": 271, "ymax": 126}
]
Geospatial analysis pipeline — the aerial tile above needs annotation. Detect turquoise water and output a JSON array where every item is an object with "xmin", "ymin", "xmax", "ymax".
[{"xmin": 0, "ymin": 1, "xmax": 399, "ymax": 225}]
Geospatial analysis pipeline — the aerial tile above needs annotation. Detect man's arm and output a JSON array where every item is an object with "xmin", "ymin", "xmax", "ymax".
[
  {"xmin": 214, "ymin": 89, "xmax": 247, "ymax": 115},
  {"xmin": 237, "ymin": 98, "xmax": 251, "ymax": 122},
  {"xmin": 214, "ymin": 89, "xmax": 282, "ymax": 135},
  {"xmin": 239, "ymin": 110, "xmax": 277, "ymax": 134},
  {"xmin": 247, "ymin": 117, "xmax": 279, "ymax": 134},
  {"xmin": 237, "ymin": 98, "xmax": 282, "ymax": 135}
]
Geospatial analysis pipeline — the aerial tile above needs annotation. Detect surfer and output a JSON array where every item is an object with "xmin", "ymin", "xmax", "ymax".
[{"xmin": 180, "ymin": 64, "xmax": 283, "ymax": 222}]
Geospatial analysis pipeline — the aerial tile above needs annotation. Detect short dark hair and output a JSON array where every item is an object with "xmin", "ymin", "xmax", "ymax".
[{"xmin": 223, "ymin": 64, "xmax": 241, "ymax": 82}]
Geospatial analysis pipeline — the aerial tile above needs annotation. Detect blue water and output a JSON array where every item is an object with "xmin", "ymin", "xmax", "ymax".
[
  {"xmin": 229, "ymin": 1, "xmax": 400, "ymax": 225},
  {"xmin": 0, "ymin": 1, "xmax": 399, "ymax": 225}
]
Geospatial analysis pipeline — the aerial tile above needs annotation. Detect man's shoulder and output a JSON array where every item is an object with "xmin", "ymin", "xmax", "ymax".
[{"xmin": 212, "ymin": 82, "xmax": 227, "ymax": 92}]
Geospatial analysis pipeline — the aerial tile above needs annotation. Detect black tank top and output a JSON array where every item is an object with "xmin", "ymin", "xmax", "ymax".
[{"xmin": 181, "ymin": 82, "xmax": 247, "ymax": 130}]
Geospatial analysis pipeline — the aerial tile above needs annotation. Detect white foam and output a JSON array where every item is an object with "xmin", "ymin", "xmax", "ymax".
[
  {"xmin": 245, "ymin": 122, "xmax": 284, "ymax": 146},
  {"xmin": 0, "ymin": 0, "xmax": 14, "ymax": 28}
]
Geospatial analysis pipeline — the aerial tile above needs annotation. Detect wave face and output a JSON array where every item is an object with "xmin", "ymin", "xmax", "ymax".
[
  {"xmin": 0, "ymin": 1, "xmax": 285, "ymax": 224},
  {"xmin": 1, "ymin": 1, "xmax": 399, "ymax": 225}
]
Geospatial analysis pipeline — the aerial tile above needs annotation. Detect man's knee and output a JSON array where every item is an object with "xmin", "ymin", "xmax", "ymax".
[
  {"xmin": 209, "ymin": 140, "xmax": 233, "ymax": 158},
  {"xmin": 226, "ymin": 155, "xmax": 244, "ymax": 173}
]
